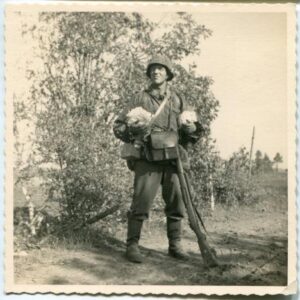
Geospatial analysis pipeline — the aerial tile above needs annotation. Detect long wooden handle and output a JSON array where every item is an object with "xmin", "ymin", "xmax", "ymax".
[{"xmin": 175, "ymin": 147, "xmax": 219, "ymax": 267}]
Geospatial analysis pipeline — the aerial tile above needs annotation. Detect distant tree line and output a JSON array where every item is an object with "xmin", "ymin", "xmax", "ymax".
[
  {"xmin": 201, "ymin": 147, "xmax": 285, "ymax": 206},
  {"xmin": 254, "ymin": 150, "xmax": 284, "ymax": 174}
]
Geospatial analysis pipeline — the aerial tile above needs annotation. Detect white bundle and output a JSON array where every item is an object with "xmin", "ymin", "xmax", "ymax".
[
  {"xmin": 179, "ymin": 110, "xmax": 198, "ymax": 125},
  {"xmin": 126, "ymin": 106, "xmax": 152, "ymax": 127}
]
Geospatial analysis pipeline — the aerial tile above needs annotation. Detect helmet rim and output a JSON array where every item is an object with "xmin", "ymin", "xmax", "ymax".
[{"xmin": 146, "ymin": 55, "xmax": 174, "ymax": 81}]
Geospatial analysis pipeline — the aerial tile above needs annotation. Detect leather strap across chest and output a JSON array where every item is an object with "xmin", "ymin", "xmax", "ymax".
[{"xmin": 149, "ymin": 90, "xmax": 172, "ymax": 129}]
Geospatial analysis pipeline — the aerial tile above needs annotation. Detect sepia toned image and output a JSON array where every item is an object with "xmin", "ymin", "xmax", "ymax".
[{"xmin": 5, "ymin": 1, "xmax": 297, "ymax": 296}]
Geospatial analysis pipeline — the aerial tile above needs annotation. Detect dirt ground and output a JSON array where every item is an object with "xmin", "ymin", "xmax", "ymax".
[{"xmin": 14, "ymin": 204, "xmax": 287, "ymax": 286}]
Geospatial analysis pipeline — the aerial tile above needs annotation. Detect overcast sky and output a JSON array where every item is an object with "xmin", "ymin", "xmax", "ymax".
[{"xmin": 195, "ymin": 13, "xmax": 287, "ymax": 167}]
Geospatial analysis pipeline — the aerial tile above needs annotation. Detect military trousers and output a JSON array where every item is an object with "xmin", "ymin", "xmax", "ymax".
[{"xmin": 128, "ymin": 160, "xmax": 185, "ymax": 221}]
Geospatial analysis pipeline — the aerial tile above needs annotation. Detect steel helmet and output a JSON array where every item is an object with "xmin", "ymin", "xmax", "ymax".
[{"xmin": 146, "ymin": 54, "xmax": 174, "ymax": 81}]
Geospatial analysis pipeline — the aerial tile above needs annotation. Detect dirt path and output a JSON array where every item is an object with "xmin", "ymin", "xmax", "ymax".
[{"xmin": 14, "ymin": 207, "xmax": 287, "ymax": 285}]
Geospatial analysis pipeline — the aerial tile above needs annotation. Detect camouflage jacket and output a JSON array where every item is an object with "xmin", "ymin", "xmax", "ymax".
[{"xmin": 113, "ymin": 85, "xmax": 203, "ymax": 168}]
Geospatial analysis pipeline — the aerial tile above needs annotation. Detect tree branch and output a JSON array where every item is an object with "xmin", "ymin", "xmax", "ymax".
[{"xmin": 75, "ymin": 204, "xmax": 120, "ymax": 230}]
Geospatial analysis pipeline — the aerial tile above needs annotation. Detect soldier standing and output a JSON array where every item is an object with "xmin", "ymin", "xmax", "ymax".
[{"xmin": 113, "ymin": 54, "xmax": 202, "ymax": 263}]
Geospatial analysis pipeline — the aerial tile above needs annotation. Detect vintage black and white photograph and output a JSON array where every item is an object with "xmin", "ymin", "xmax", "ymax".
[{"xmin": 5, "ymin": 1, "xmax": 296, "ymax": 295}]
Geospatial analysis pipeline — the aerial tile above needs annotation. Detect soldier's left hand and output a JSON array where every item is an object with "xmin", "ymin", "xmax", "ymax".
[{"xmin": 181, "ymin": 121, "xmax": 197, "ymax": 134}]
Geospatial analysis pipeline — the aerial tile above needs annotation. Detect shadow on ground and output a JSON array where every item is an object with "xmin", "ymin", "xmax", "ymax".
[{"xmin": 24, "ymin": 229, "xmax": 287, "ymax": 286}]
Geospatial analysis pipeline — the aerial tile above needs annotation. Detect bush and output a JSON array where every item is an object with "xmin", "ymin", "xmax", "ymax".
[
  {"xmin": 190, "ymin": 146, "xmax": 262, "ymax": 207},
  {"xmin": 213, "ymin": 147, "xmax": 260, "ymax": 205}
]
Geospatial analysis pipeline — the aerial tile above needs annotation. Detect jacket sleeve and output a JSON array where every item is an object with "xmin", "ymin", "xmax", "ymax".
[
  {"xmin": 113, "ymin": 93, "xmax": 143, "ymax": 143},
  {"xmin": 113, "ymin": 112, "xmax": 131, "ymax": 143}
]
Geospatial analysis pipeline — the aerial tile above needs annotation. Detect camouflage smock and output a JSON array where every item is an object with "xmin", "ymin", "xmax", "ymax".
[{"xmin": 113, "ymin": 85, "xmax": 203, "ymax": 168}]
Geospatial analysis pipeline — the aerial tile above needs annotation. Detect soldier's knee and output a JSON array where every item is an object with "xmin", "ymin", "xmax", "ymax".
[
  {"xmin": 127, "ymin": 210, "xmax": 149, "ymax": 221},
  {"xmin": 165, "ymin": 212, "xmax": 184, "ymax": 221}
]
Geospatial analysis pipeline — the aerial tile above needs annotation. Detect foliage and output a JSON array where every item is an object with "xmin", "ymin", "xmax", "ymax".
[
  {"xmin": 213, "ymin": 147, "xmax": 260, "ymax": 205},
  {"xmin": 253, "ymin": 150, "xmax": 276, "ymax": 174},
  {"xmin": 273, "ymin": 152, "xmax": 283, "ymax": 172},
  {"xmin": 254, "ymin": 150, "xmax": 263, "ymax": 172},
  {"xmin": 19, "ymin": 12, "xmax": 218, "ymax": 228},
  {"xmin": 189, "ymin": 136, "xmax": 221, "ymax": 205}
]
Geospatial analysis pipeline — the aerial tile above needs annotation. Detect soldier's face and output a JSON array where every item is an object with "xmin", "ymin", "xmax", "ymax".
[{"xmin": 149, "ymin": 64, "xmax": 168, "ymax": 85}]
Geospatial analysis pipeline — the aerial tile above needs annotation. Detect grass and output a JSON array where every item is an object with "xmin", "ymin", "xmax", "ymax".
[
  {"xmin": 256, "ymin": 171, "xmax": 287, "ymax": 194},
  {"xmin": 251, "ymin": 171, "xmax": 287, "ymax": 211}
]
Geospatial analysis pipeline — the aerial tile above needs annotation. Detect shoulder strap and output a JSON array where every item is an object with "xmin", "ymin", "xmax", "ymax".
[{"xmin": 149, "ymin": 89, "xmax": 171, "ymax": 126}]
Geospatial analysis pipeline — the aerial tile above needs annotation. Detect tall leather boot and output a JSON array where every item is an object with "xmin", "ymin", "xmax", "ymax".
[
  {"xmin": 167, "ymin": 218, "xmax": 188, "ymax": 260},
  {"xmin": 126, "ymin": 218, "xmax": 143, "ymax": 263}
]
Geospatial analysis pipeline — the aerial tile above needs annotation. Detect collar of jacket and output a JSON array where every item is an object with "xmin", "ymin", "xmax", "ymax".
[{"xmin": 146, "ymin": 84, "xmax": 171, "ymax": 101}]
